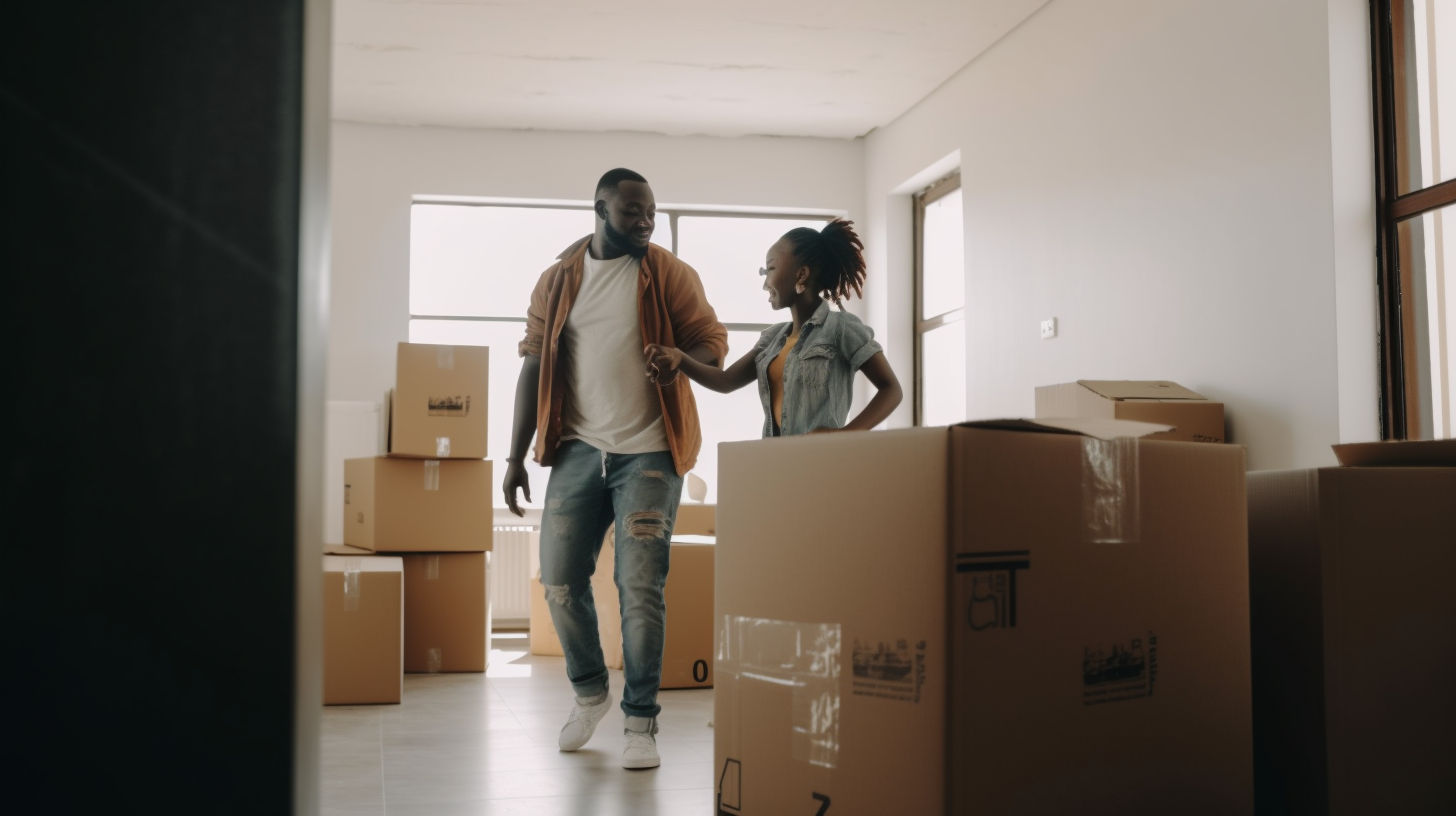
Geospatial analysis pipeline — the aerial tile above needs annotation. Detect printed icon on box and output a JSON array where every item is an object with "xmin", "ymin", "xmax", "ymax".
[
  {"xmin": 356, "ymin": 512, "xmax": 364, "ymax": 524},
  {"xmin": 1082, "ymin": 633, "xmax": 1157, "ymax": 706},
  {"xmin": 717, "ymin": 758, "xmax": 742, "ymax": 814},
  {"xmin": 344, "ymin": 484, "xmax": 350, "ymax": 505},
  {"xmin": 956, "ymin": 551, "xmax": 1030, "ymax": 631},
  {"xmin": 853, "ymin": 639, "xmax": 913, "ymax": 683},
  {"xmin": 427, "ymin": 395, "xmax": 470, "ymax": 417}
]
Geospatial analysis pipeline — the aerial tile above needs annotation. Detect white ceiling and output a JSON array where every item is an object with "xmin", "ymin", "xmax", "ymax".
[{"xmin": 333, "ymin": 0, "xmax": 1051, "ymax": 140}]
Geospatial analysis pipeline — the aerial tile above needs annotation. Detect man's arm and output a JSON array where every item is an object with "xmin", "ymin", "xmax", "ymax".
[{"xmin": 502, "ymin": 354, "xmax": 541, "ymax": 517}]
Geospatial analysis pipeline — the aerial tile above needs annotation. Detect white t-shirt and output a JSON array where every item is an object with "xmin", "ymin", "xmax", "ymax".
[{"xmin": 559, "ymin": 251, "xmax": 669, "ymax": 454}]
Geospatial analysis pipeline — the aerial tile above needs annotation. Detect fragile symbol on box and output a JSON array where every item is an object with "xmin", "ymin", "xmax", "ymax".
[
  {"xmin": 1082, "ymin": 632, "xmax": 1158, "ymax": 706},
  {"xmin": 427, "ymin": 395, "xmax": 470, "ymax": 417},
  {"xmin": 956, "ymin": 550, "xmax": 1031, "ymax": 631}
]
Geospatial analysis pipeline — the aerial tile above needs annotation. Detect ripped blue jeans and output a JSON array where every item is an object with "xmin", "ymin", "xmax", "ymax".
[{"xmin": 538, "ymin": 439, "xmax": 681, "ymax": 719}]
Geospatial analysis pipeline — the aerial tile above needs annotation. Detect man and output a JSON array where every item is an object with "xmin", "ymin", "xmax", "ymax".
[{"xmin": 503, "ymin": 168, "xmax": 727, "ymax": 769}]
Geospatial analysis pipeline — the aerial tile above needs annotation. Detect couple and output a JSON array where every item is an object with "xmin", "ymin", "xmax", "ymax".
[{"xmin": 501, "ymin": 167, "xmax": 902, "ymax": 769}]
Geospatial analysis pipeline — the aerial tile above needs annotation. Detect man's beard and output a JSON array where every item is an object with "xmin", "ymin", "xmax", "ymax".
[{"xmin": 603, "ymin": 219, "xmax": 650, "ymax": 259}]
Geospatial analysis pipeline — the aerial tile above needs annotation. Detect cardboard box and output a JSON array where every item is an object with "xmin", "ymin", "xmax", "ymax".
[
  {"xmin": 529, "ymin": 528, "xmax": 623, "ymax": 669},
  {"xmin": 387, "ymin": 342, "xmax": 489, "ymax": 459},
  {"xmin": 402, "ymin": 552, "xmax": 491, "ymax": 673},
  {"xmin": 323, "ymin": 554, "xmax": 403, "ymax": 705},
  {"xmin": 674, "ymin": 503, "xmax": 716, "ymax": 535},
  {"xmin": 1247, "ymin": 440, "xmax": 1455, "ymax": 816},
  {"xmin": 344, "ymin": 457, "xmax": 493, "ymax": 552},
  {"xmin": 661, "ymin": 537, "xmax": 715, "ymax": 689},
  {"xmin": 715, "ymin": 420, "xmax": 1253, "ymax": 815},
  {"xmin": 1035, "ymin": 380, "xmax": 1225, "ymax": 443}
]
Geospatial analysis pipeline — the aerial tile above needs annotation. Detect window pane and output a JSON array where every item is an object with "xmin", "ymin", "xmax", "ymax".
[
  {"xmin": 1397, "ymin": 0, "xmax": 1456, "ymax": 194},
  {"xmin": 920, "ymin": 188, "xmax": 965, "ymax": 320},
  {"xmin": 677, "ymin": 216, "xmax": 830, "ymax": 324},
  {"xmin": 409, "ymin": 319, "xmax": 548, "ymax": 508},
  {"xmin": 410, "ymin": 205, "xmax": 670, "ymax": 319},
  {"xmin": 690, "ymin": 330, "xmax": 770, "ymax": 504},
  {"xmin": 1396, "ymin": 204, "xmax": 1456, "ymax": 439},
  {"xmin": 920, "ymin": 320, "xmax": 966, "ymax": 427}
]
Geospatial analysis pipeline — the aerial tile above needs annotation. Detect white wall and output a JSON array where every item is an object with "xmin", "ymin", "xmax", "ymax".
[
  {"xmin": 862, "ymin": 0, "xmax": 1377, "ymax": 471},
  {"xmin": 329, "ymin": 122, "xmax": 865, "ymax": 407}
]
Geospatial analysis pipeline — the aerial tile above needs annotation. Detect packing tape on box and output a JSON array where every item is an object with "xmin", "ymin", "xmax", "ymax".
[
  {"xmin": 435, "ymin": 437, "xmax": 451, "ymax": 457},
  {"xmin": 437, "ymin": 346, "xmax": 454, "ymax": 370},
  {"xmin": 426, "ymin": 555, "xmax": 440, "ymax": 580},
  {"xmin": 426, "ymin": 647, "xmax": 442, "ymax": 673},
  {"xmin": 717, "ymin": 615, "xmax": 841, "ymax": 769},
  {"xmin": 343, "ymin": 557, "xmax": 362, "ymax": 612},
  {"xmin": 423, "ymin": 460, "xmax": 441, "ymax": 491},
  {"xmin": 1081, "ymin": 436, "xmax": 1140, "ymax": 544}
]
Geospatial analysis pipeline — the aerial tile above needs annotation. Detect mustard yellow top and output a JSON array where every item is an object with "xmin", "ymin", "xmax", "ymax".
[{"xmin": 767, "ymin": 330, "xmax": 800, "ymax": 429}]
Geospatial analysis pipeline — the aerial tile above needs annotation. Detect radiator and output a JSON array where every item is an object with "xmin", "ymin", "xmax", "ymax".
[{"xmin": 490, "ymin": 526, "xmax": 537, "ymax": 628}]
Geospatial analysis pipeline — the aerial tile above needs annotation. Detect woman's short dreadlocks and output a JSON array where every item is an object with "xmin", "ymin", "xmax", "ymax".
[{"xmin": 780, "ymin": 218, "xmax": 866, "ymax": 309}]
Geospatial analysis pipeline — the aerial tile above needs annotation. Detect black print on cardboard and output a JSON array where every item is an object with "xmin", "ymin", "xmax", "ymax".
[
  {"xmin": 427, "ymin": 395, "xmax": 470, "ymax": 417},
  {"xmin": 851, "ymin": 639, "xmax": 926, "ymax": 703},
  {"xmin": 717, "ymin": 758, "xmax": 742, "ymax": 815},
  {"xmin": 956, "ymin": 551, "xmax": 1031, "ymax": 631},
  {"xmin": 1082, "ymin": 632, "xmax": 1158, "ymax": 706}
]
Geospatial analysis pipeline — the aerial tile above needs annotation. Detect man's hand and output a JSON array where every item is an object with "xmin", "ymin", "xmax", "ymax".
[
  {"xmin": 502, "ymin": 459, "xmax": 532, "ymax": 517},
  {"xmin": 643, "ymin": 343, "xmax": 684, "ymax": 385}
]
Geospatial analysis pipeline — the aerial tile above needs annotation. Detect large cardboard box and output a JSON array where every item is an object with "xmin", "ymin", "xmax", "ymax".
[
  {"xmin": 715, "ymin": 420, "xmax": 1253, "ymax": 815},
  {"xmin": 387, "ymin": 342, "xmax": 489, "ymax": 459},
  {"xmin": 674, "ymin": 503, "xmax": 716, "ymax": 535},
  {"xmin": 661, "ymin": 537, "xmax": 715, "ymax": 689},
  {"xmin": 323, "ymin": 555, "xmax": 403, "ymax": 705},
  {"xmin": 402, "ymin": 552, "xmax": 491, "ymax": 673},
  {"xmin": 1247, "ymin": 438, "xmax": 1456, "ymax": 816},
  {"xmin": 1035, "ymin": 380, "xmax": 1225, "ymax": 443},
  {"xmin": 529, "ymin": 528, "xmax": 623, "ymax": 669},
  {"xmin": 344, "ymin": 456, "xmax": 493, "ymax": 552}
]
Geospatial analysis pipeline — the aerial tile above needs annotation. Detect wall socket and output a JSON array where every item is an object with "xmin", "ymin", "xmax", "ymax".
[{"xmin": 1040, "ymin": 317, "xmax": 1057, "ymax": 340}]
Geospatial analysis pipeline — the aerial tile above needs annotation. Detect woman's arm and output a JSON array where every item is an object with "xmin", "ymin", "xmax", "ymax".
[
  {"xmin": 645, "ymin": 343, "xmax": 758, "ymax": 394},
  {"xmin": 828, "ymin": 351, "xmax": 902, "ymax": 432}
]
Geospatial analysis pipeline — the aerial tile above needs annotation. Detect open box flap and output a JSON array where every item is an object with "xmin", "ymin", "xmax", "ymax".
[
  {"xmin": 1331, "ymin": 437, "xmax": 1456, "ymax": 467},
  {"xmin": 960, "ymin": 417, "xmax": 1175, "ymax": 441},
  {"xmin": 1078, "ymin": 380, "xmax": 1209, "ymax": 401}
]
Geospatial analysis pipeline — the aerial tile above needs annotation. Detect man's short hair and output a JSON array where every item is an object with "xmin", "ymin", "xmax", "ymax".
[{"xmin": 595, "ymin": 168, "xmax": 648, "ymax": 198}]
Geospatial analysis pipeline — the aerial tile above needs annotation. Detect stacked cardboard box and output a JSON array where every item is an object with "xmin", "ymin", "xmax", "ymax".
[
  {"xmin": 1247, "ymin": 437, "xmax": 1455, "ymax": 815},
  {"xmin": 715, "ymin": 419, "xmax": 1254, "ymax": 815},
  {"xmin": 661, "ymin": 536, "xmax": 715, "ymax": 689},
  {"xmin": 325, "ymin": 343, "xmax": 494, "ymax": 704},
  {"xmin": 322, "ymin": 554, "xmax": 403, "ymax": 705},
  {"xmin": 1036, "ymin": 380, "xmax": 1226, "ymax": 443}
]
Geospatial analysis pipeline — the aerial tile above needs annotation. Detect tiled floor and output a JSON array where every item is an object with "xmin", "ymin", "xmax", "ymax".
[{"xmin": 320, "ymin": 631, "xmax": 716, "ymax": 815}]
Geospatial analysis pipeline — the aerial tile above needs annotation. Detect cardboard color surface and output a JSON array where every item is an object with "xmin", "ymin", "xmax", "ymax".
[
  {"xmin": 323, "ymin": 555, "xmax": 403, "ymax": 705},
  {"xmin": 1248, "ymin": 465, "xmax": 1456, "ymax": 815},
  {"xmin": 1036, "ymin": 379, "xmax": 1226, "ymax": 443},
  {"xmin": 661, "ymin": 540, "xmax": 714, "ymax": 689},
  {"xmin": 529, "ymin": 528, "xmax": 622, "ymax": 669},
  {"xmin": 402, "ymin": 552, "xmax": 491, "ymax": 673},
  {"xmin": 344, "ymin": 457, "xmax": 492, "ymax": 552},
  {"xmin": 389, "ymin": 342, "xmax": 489, "ymax": 459},
  {"xmin": 715, "ymin": 422, "xmax": 1253, "ymax": 815},
  {"xmin": 674, "ymin": 503, "xmax": 715, "ymax": 535}
]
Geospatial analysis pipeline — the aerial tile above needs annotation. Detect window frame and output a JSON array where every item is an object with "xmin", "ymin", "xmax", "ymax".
[
  {"xmin": 1370, "ymin": 0, "xmax": 1456, "ymax": 438},
  {"xmin": 912, "ymin": 171, "xmax": 965, "ymax": 426}
]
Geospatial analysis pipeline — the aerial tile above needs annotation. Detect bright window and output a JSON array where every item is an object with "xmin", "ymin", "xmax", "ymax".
[
  {"xmin": 408, "ymin": 201, "xmax": 831, "ymax": 505},
  {"xmin": 914, "ymin": 174, "xmax": 966, "ymax": 426}
]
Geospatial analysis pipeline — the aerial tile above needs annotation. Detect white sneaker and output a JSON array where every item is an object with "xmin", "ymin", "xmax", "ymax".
[
  {"xmin": 622, "ymin": 722, "xmax": 660, "ymax": 769},
  {"xmin": 558, "ymin": 692, "xmax": 612, "ymax": 751}
]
